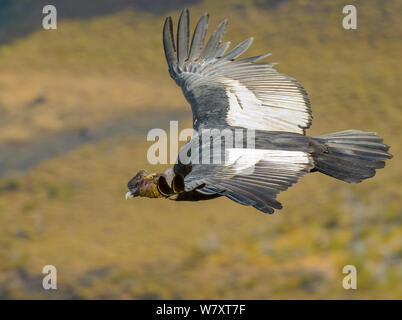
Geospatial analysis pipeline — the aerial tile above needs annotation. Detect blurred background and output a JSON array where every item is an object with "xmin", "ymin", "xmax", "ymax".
[{"xmin": 0, "ymin": 0, "xmax": 401, "ymax": 299}]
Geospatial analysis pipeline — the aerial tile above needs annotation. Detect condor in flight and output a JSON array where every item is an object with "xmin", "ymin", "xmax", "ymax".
[{"xmin": 125, "ymin": 9, "xmax": 392, "ymax": 214}]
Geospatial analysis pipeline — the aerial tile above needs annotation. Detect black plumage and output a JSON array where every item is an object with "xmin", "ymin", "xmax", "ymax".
[{"xmin": 126, "ymin": 9, "xmax": 392, "ymax": 214}]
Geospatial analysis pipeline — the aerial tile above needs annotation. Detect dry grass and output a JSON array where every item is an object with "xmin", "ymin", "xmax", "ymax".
[
  {"xmin": 0, "ymin": 135, "xmax": 400, "ymax": 299},
  {"xmin": 0, "ymin": 0, "xmax": 401, "ymax": 299},
  {"xmin": 0, "ymin": 71, "xmax": 185, "ymax": 143}
]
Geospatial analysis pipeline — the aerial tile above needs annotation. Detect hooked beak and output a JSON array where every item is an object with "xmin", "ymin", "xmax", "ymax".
[{"xmin": 125, "ymin": 188, "xmax": 139, "ymax": 200}]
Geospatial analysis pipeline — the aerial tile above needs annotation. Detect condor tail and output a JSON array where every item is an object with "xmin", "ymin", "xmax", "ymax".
[{"xmin": 313, "ymin": 130, "xmax": 392, "ymax": 183}]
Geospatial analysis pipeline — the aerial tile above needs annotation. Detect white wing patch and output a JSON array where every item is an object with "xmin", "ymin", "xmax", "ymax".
[
  {"xmin": 225, "ymin": 148, "xmax": 312, "ymax": 175},
  {"xmin": 221, "ymin": 77, "xmax": 311, "ymax": 134},
  {"xmin": 223, "ymin": 78, "xmax": 265, "ymax": 130}
]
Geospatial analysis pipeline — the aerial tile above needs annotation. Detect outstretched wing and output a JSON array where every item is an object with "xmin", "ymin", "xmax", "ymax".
[
  {"xmin": 175, "ymin": 131, "xmax": 315, "ymax": 214},
  {"xmin": 165, "ymin": 9, "xmax": 314, "ymax": 213},
  {"xmin": 193, "ymin": 150, "xmax": 313, "ymax": 214},
  {"xmin": 163, "ymin": 8, "xmax": 312, "ymax": 134}
]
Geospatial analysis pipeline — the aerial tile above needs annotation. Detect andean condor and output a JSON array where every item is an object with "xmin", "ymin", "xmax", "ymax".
[{"xmin": 125, "ymin": 9, "xmax": 392, "ymax": 214}]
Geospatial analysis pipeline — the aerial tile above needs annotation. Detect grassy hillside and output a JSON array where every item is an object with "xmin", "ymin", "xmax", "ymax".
[
  {"xmin": 0, "ymin": 0, "xmax": 401, "ymax": 143},
  {"xmin": 0, "ymin": 134, "xmax": 400, "ymax": 299},
  {"xmin": 0, "ymin": 0, "xmax": 401, "ymax": 299}
]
